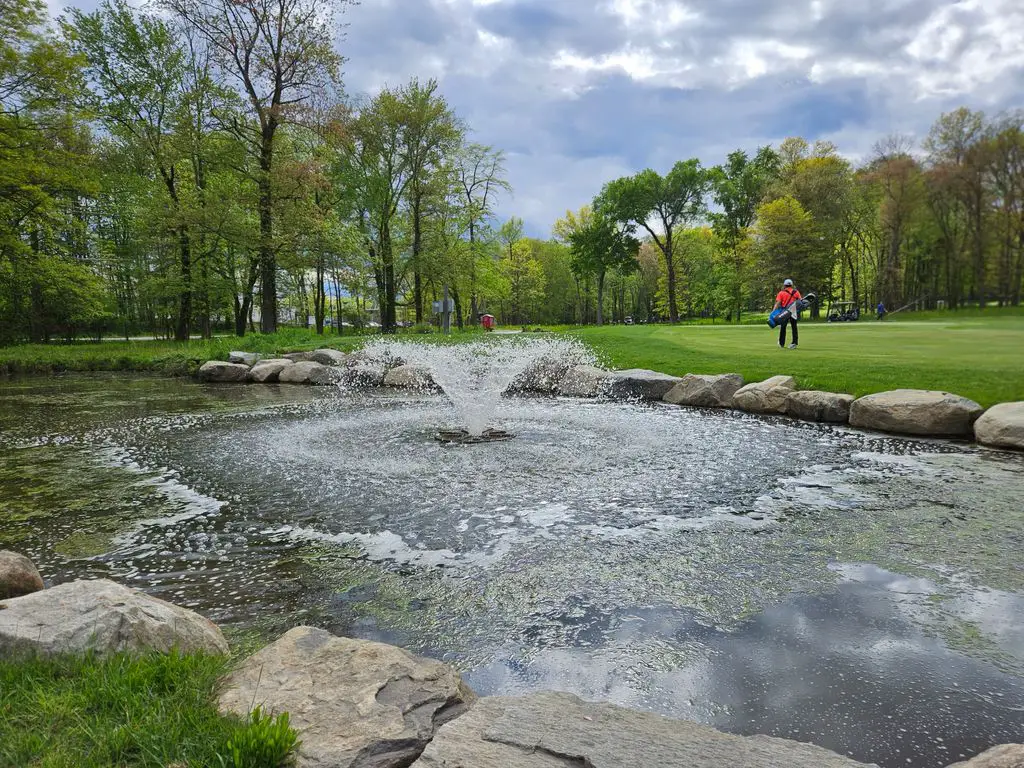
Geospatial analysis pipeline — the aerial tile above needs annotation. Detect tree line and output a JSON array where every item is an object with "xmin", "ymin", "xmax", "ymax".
[
  {"xmin": 562, "ymin": 111, "xmax": 1024, "ymax": 325},
  {"xmin": 2, "ymin": 0, "xmax": 1022, "ymax": 342}
]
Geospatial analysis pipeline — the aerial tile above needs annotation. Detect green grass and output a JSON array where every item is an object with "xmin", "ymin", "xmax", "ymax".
[
  {"xmin": 0, "ymin": 328, "xmax": 403, "ymax": 376},
  {"xmin": 564, "ymin": 314, "xmax": 1024, "ymax": 407},
  {"xmin": 0, "ymin": 651, "xmax": 297, "ymax": 768}
]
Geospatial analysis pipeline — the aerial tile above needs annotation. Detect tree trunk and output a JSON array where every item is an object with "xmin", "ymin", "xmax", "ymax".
[
  {"xmin": 381, "ymin": 219, "xmax": 397, "ymax": 334},
  {"xmin": 452, "ymin": 286, "xmax": 464, "ymax": 330},
  {"xmin": 315, "ymin": 254, "xmax": 326, "ymax": 335},
  {"xmin": 596, "ymin": 270, "xmax": 606, "ymax": 326},
  {"xmin": 663, "ymin": 228, "xmax": 678, "ymax": 322},
  {"xmin": 258, "ymin": 124, "xmax": 277, "ymax": 333},
  {"xmin": 412, "ymin": 194, "xmax": 423, "ymax": 323}
]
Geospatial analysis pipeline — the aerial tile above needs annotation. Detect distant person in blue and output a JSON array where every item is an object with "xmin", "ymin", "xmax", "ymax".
[
  {"xmin": 877, "ymin": 301, "xmax": 887, "ymax": 321},
  {"xmin": 773, "ymin": 279, "xmax": 801, "ymax": 348}
]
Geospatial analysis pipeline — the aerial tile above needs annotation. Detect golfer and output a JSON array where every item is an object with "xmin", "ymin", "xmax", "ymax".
[{"xmin": 773, "ymin": 278, "xmax": 801, "ymax": 349}]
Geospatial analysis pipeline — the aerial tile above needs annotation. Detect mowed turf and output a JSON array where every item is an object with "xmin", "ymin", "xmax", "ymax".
[{"xmin": 566, "ymin": 315, "xmax": 1024, "ymax": 407}]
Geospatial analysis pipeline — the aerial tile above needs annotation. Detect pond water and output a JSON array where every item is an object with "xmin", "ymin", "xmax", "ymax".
[{"xmin": 1, "ymin": 373, "xmax": 1022, "ymax": 767}]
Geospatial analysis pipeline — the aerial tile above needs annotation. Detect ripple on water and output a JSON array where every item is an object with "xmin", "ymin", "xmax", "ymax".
[{"xmin": 1, "ymin": 374, "xmax": 1023, "ymax": 768}]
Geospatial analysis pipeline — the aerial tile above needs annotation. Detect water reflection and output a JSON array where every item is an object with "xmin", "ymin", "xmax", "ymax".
[{"xmin": 1, "ymin": 374, "xmax": 1023, "ymax": 768}]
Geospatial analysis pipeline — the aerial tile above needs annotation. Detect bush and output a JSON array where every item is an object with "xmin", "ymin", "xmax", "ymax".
[{"xmin": 410, "ymin": 322, "xmax": 435, "ymax": 334}]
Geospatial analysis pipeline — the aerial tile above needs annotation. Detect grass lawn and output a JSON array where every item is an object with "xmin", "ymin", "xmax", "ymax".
[
  {"xmin": 564, "ymin": 314, "xmax": 1024, "ymax": 407},
  {"xmin": 0, "ymin": 651, "xmax": 296, "ymax": 768}
]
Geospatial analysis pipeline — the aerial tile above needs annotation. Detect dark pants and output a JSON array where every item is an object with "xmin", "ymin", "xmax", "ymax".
[{"xmin": 779, "ymin": 317, "xmax": 798, "ymax": 346}]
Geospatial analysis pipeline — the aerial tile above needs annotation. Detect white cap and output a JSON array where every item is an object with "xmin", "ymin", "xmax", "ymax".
[{"xmin": 783, "ymin": 278, "xmax": 794, "ymax": 286}]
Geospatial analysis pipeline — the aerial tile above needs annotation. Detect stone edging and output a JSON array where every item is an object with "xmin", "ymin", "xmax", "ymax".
[{"xmin": 197, "ymin": 350, "xmax": 1024, "ymax": 451}]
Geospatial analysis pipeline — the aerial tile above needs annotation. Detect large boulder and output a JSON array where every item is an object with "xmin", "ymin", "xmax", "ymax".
[
  {"xmin": 849, "ymin": 389, "xmax": 983, "ymax": 437},
  {"xmin": 664, "ymin": 373, "xmax": 744, "ymax": 408},
  {"xmin": 412, "ymin": 692, "xmax": 873, "ymax": 768},
  {"xmin": 0, "ymin": 550, "xmax": 44, "ymax": 599},
  {"xmin": 247, "ymin": 358, "xmax": 295, "ymax": 383},
  {"xmin": 197, "ymin": 361, "xmax": 250, "ymax": 383},
  {"xmin": 947, "ymin": 744, "xmax": 1024, "ymax": 767},
  {"xmin": 228, "ymin": 351, "xmax": 261, "ymax": 366},
  {"xmin": 220, "ymin": 626, "xmax": 475, "ymax": 768},
  {"xmin": 506, "ymin": 358, "xmax": 571, "ymax": 395},
  {"xmin": 283, "ymin": 351, "xmax": 315, "ymax": 363},
  {"xmin": 557, "ymin": 365, "xmax": 612, "ymax": 398},
  {"xmin": 0, "ymin": 579, "xmax": 228, "ymax": 657},
  {"xmin": 607, "ymin": 369, "xmax": 682, "ymax": 401},
  {"xmin": 732, "ymin": 375, "xmax": 797, "ymax": 415},
  {"xmin": 974, "ymin": 403, "xmax": 1024, "ymax": 450},
  {"xmin": 383, "ymin": 364, "xmax": 438, "ymax": 390},
  {"xmin": 278, "ymin": 361, "xmax": 342, "ymax": 386},
  {"xmin": 342, "ymin": 362, "xmax": 388, "ymax": 388},
  {"xmin": 308, "ymin": 348, "xmax": 348, "ymax": 366},
  {"xmin": 786, "ymin": 390, "xmax": 854, "ymax": 424}
]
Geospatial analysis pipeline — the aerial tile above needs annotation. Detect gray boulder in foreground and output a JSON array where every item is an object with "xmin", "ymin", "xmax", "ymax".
[
  {"xmin": 220, "ymin": 626, "xmax": 475, "ymax": 768},
  {"xmin": 557, "ymin": 365, "xmax": 612, "ymax": 397},
  {"xmin": 411, "ymin": 692, "xmax": 874, "ymax": 768},
  {"xmin": 664, "ymin": 373, "xmax": 744, "ymax": 408},
  {"xmin": 0, "ymin": 579, "xmax": 228, "ymax": 657},
  {"xmin": 247, "ymin": 358, "xmax": 294, "ymax": 383},
  {"xmin": 607, "ymin": 368, "xmax": 683, "ymax": 401},
  {"xmin": 278, "ymin": 361, "xmax": 341, "ymax": 385},
  {"xmin": 974, "ymin": 402, "xmax": 1024, "ymax": 450},
  {"xmin": 197, "ymin": 360, "xmax": 250, "ymax": 383},
  {"xmin": 0, "ymin": 550, "xmax": 44, "ymax": 599},
  {"xmin": 786, "ymin": 390, "xmax": 854, "ymax": 424},
  {"xmin": 946, "ymin": 744, "xmax": 1024, "ymax": 767},
  {"xmin": 849, "ymin": 389, "xmax": 983, "ymax": 437},
  {"xmin": 732, "ymin": 375, "xmax": 797, "ymax": 415}
]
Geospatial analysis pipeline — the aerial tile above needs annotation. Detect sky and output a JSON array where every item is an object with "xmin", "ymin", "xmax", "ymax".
[{"xmin": 52, "ymin": 0, "xmax": 1024, "ymax": 237}]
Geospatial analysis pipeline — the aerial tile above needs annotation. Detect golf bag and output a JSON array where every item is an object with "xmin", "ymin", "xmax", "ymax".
[{"xmin": 767, "ymin": 293, "xmax": 816, "ymax": 329}]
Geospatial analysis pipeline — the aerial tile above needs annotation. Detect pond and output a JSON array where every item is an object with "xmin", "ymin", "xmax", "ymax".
[{"xmin": 1, "ymin": 373, "xmax": 1022, "ymax": 768}]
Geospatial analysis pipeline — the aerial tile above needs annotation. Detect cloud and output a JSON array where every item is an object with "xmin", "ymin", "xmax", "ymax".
[{"xmin": 55, "ymin": 0, "xmax": 1024, "ymax": 236}]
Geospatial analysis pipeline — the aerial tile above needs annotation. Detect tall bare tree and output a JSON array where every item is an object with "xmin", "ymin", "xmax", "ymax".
[{"xmin": 161, "ymin": 0, "xmax": 349, "ymax": 332}]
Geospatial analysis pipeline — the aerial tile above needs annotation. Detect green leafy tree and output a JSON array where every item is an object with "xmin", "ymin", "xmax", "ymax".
[
  {"xmin": 567, "ymin": 212, "xmax": 638, "ymax": 325},
  {"xmin": 598, "ymin": 160, "xmax": 709, "ymax": 322},
  {"xmin": 709, "ymin": 147, "xmax": 779, "ymax": 320}
]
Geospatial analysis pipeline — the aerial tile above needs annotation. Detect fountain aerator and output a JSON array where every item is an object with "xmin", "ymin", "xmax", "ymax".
[{"xmin": 435, "ymin": 428, "xmax": 514, "ymax": 444}]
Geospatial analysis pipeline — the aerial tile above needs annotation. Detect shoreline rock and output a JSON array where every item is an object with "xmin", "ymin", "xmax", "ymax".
[
  {"xmin": 664, "ymin": 373, "xmax": 744, "ymax": 408},
  {"xmin": 197, "ymin": 360, "xmax": 249, "ymax": 383},
  {"xmin": 786, "ymin": 390, "xmax": 854, "ymax": 423},
  {"xmin": 607, "ymin": 368, "xmax": 682, "ymax": 400},
  {"xmin": 732, "ymin": 375, "xmax": 796, "ymax": 415},
  {"xmin": 974, "ymin": 402, "xmax": 1024, "ymax": 450},
  {"xmin": 849, "ymin": 389, "xmax": 983, "ymax": 437},
  {"xmin": 220, "ymin": 626, "xmax": 475, "ymax": 768},
  {"xmin": 412, "ymin": 691, "xmax": 875, "ymax": 768},
  {"xmin": 0, "ymin": 550, "xmax": 45, "ymax": 599},
  {"xmin": 0, "ymin": 579, "xmax": 229, "ymax": 657}
]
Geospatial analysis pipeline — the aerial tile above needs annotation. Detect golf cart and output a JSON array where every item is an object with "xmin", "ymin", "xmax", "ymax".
[{"xmin": 826, "ymin": 300, "xmax": 860, "ymax": 322}]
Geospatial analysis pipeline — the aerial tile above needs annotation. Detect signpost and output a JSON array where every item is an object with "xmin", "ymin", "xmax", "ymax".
[{"xmin": 433, "ymin": 286, "xmax": 454, "ymax": 335}]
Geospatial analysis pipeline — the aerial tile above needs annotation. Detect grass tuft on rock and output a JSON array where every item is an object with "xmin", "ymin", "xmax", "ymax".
[{"xmin": 0, "ymin": 650, "xmax": 298, "ymax": 768}]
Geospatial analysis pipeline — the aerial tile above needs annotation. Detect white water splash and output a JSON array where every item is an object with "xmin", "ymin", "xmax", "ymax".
[{"xmin": 359, "ymin": 337, "xmax": 594, "ymax": 436}]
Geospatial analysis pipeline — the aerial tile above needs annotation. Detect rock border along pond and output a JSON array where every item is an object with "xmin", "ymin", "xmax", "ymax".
[
  {"xmin": 1, "ymin": 558, "xmax": 1020, "ymax": 768},
  {"xmin": 199, "ymin": 348, "xmax": 1022, "ymax": 450}
]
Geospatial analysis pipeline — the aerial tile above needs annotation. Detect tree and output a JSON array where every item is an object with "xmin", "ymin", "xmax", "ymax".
[
  {"xmin": 598, "ymin": 160, "xmax": 709, "ymax": 322},
  {"xmin": 754, "ymin": 196, "xmax": 822, "ymax": 302},
  {"xmin": 66, "ymin": 0, "xmax": 201, "ymax": 340},
  {"xmin": 161, "ymin": 0, "xmax": 350, "ymax": 333},
  {"xmin": 399, "ymin": 78, "xmax": 462, "ymax": 323},
  {"xmin": 567, "ymin": 212, "xmax": 638, "ymax": 325},
  {"xmin": 709, "ymin": 146, "xmax": 779, "ymax": 320},
  {"xmin": 456, "ymin": 143, "xmax": 510, "ymax": 321}
]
